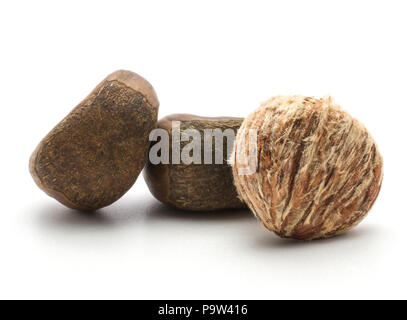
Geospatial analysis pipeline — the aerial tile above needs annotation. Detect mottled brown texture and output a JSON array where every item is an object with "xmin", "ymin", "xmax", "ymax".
[
  {"xmin": 143, "ymin": 114, "xmax": 247, "ymax": 211},
  {"xmin": 231, "ymin": 96, "xmax": 383, "ymax": 240},
  {"xmin": 30, "ymin": 70, "xmax": 159, "ymax": 210}
]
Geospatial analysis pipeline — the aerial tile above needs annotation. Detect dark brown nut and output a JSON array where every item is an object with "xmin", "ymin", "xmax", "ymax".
[
  {"xmin": 143, "ymin": 114, "xmax": 247, "ymax": 211},
  {"xmin": 30, "ymin": 70, "xmax": 159, "ymax": 211},
  {"xmin": 231, "ymin": 95, "xmax": 383, "ymax": 240}
]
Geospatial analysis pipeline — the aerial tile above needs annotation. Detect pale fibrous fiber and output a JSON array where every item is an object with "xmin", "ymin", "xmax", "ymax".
[{"xmin": 231, "ymin": 95, "xmax": 383, "ymax": 240}]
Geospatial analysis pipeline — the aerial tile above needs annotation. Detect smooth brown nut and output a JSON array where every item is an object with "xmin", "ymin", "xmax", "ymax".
[
  {"xmin": 231, "ymin": 95, "xmax": 383, "ymax": 240},
  {"xmin": 143, "ymin": 114, "xmax": 247, "ymax": 211},
  {"xmin": 30, "ymin": 70, "xmax": 159, "ymax": 211}
]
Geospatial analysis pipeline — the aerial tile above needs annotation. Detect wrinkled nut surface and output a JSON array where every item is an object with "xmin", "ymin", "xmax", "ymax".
[
  {"xmin": 30, "ymin": 70, "xmax": 159, "ymax": 211},
  {"xmin": 143, "ymin": 114, "xmax": 247, "ymax": 211},
  {"xmin": 231, "ymin": 95, "xmax": 383, "ymax": 240}
]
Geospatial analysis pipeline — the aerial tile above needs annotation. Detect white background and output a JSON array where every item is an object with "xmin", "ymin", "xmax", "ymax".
[{"xmin": 0, "ymin": 0, "xmax": 405, "ymax": 299}]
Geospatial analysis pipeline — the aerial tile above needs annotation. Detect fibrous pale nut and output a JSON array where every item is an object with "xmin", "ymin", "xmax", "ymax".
[{"xmin": 231, "ymin": 95, "xmax": 383, "ymax": 240}]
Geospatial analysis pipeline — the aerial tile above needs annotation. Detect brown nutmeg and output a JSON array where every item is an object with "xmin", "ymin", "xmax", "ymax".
[
  {"xmin": 143, "ymin": 114, "xmax": 247, "ymax": 211},
  {"xmin": 231, "ymin": 95, "xmax": 383, "ymax": 240},
  {"xmin": 30, "ymin": 70, "xmax": 159, "ymax": 211}
]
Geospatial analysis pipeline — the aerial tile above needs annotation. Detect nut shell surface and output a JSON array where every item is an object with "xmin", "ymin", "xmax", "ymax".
[
  {"xmin": 30, "ymin": 70, "xmax": 159, "ymax": 210},
  {"xmin": 144, "ymin": 114, "xmax": 247, "ymax": 211}
]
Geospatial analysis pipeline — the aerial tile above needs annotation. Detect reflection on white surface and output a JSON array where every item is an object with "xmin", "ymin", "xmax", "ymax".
[{"xmin": 0, "ymin": 182, "xmax": 389, "ymax": 299}]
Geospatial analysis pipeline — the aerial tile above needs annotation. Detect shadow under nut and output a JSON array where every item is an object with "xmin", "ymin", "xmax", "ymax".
[
  {"xmin": 143, "ymin": 114, "xmax": 247, "ymax": 211},
  {"xmin": 30, "ymin": 70, "xmax": 159, "ymax": 211}
]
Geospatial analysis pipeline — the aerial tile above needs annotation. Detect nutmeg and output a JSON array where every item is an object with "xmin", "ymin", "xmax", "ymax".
[
  {"xmin": 143, "ymin": 114, "xmax": 247, "ymax": 211},
  {"xmin": 231, "ymin": 95, "xmax": 383, "ymax": 240},
  {"xmin": 30, "ymin": 70, "xmax": 159, "ymax": 211}
]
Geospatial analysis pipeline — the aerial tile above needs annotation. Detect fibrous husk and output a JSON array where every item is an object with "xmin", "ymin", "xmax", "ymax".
[{"xmin": 231, "ymin": 95, "xmax": 383, "ymax": 240}]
